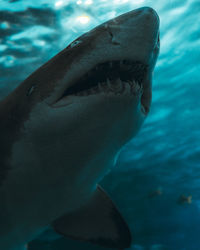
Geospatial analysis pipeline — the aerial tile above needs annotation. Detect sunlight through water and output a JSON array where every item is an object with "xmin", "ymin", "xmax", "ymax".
[{"xmin": 0, "ymin": 0, "xmax": 200, "ymax": 249}]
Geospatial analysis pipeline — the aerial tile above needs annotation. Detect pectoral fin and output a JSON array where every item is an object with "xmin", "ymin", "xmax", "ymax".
[{"xmin": 52, "ymin": 185, "xmax": 131, "ymax": 249}]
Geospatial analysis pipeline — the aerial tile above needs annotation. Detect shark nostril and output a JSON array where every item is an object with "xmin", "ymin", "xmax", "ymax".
[
  {"xmin": 105, "ymin": 24, "xmax": 114, "ymax": 38},
  {"xmin": 105, "ymin": 24, "xmax": 120, "ymax": 45}
]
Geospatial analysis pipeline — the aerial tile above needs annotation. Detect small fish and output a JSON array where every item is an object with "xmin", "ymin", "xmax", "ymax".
[
  {"xmin": 148, "ymin": 188, "xmax": 163, "ymax": 198},
  {"xmin": 177, "ymin": 195, "xmax": 192, "ymax": 205}
]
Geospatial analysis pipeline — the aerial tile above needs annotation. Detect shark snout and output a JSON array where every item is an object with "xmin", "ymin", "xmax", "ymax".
[
  {"xmin": 117, "ymin": 6, "xmax": 160, "ymax": 27},
  {"xmin": 104, "ymin": 7, "xmax": 159, "ymax": 68},
  {"xmin": 46, "ymin": 7, "xmax": 160, "ymax": 110},
  {"xmin": 138, "ymin": 7, "xmax": 160, "ymax": 23}
]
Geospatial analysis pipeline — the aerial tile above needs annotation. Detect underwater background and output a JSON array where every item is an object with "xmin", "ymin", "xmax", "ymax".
[{"xmin": 0, "ymin": 0, "xmax": 200, "ymax": 249}]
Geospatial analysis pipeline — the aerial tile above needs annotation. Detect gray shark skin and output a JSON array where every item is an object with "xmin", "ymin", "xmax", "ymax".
[{"xmin": 0, "ymin": 6, "xmax": 160, "ymax": 250}]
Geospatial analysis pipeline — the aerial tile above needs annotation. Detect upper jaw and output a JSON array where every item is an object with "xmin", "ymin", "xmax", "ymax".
[
  {"xmin": 56, "ymin": 60, "xmax": 148, "ymax": 100},
  {"xmin": 51, "ymin": 59, "xmax": 151, "ymax": 117}
]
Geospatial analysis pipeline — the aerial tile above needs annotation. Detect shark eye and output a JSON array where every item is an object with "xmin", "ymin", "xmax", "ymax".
[{"xmin": 70, "ymin": 40, "xmax": 82, "ymax": 48}]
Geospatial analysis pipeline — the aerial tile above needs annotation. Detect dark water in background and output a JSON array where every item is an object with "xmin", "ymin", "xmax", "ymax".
[{"xmin": 0, "ymin": 0, "xmax": 200, "ymax": 249}]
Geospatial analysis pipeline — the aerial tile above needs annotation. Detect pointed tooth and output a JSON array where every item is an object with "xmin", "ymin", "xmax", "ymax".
[
  {"xmin": 106, "ymin": 78, "xmax": 109, "ymax": 84},
  {"xmin": 140, "ymin": 84, "xmax": 144, "ymax": 93},
  {"xmin": 130, "ymin": 80, "xmax": 142, "ymax": 95},
  {"xmin": 101, "ymin": 81, "xmax": 107, "ymax": 87},
  {"xmin": 98, "ymin": 82, "xmax": 103, "ymax": 92},
  {"xmin": 137, "ymin": 82, "xmax": 143, "ymax": 93},
  {"xmin": 103, "ymin": 84, "xmax": 109, "ymax": 93},
  {"xmin": 134, "ymin": 81, "xmax": 140, "ymax": 92},
  {"xmin": 130, "ymin": 80, "xmax": 136, "ymax": 94},
  {"xmin": 107, "ymin": 79, "xmax": 112, "ymax": 91},
  {"xmin": 141, "ymin": 105, "xmax": 146, "ymax": 114},
  {"xmin": 99, "ymin": 81, "xmax": 107, "ymax": 92},
  {"xmin": 127, "ymin": 81, "xmax": 132, "ymax": 92},
  {"xmin": 114, "ymin": 78, "xmax": 125, "ymax": 94},
  {"xmin": 107, "ymin": 78, "xmax": 115, "ymax": 91},
  {"xmin": 115, "ymin": 78, "xmax": 122, "ymax": 86},
  {"xmin": 127, "ymin": 80, "xmax": 133, "ymax": 87},
  {"xmin": 135, "ymin": 81, "xmax": 140, "ymax": 88},
  {"xmin": 119, "ymin": 82, "xmax": 125, "ymax": 94},
  {"xmin": 106, "ymin": 78, "xmax": 111, "ymax": 86}
]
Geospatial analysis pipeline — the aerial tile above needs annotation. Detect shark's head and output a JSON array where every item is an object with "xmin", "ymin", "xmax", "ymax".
[
  {"xmin": 49, "ymin": 6, "xmax": 160, "ymax": 114},
  {"xmin": 0, "ymin": 7, "xmax": 159, "ymax": 186}
]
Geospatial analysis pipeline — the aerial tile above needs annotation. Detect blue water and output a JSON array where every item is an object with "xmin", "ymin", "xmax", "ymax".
[{"xmin": 0, "ymin": 0, "xmax": 200, "ymax": 249}]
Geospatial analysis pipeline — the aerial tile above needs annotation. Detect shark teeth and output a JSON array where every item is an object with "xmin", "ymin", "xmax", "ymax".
[
  {"xmin": 60, "ymin": 59, "xmax": 147, "ymax": 99},
  {"xmin": 75, "ymin": 77, "xmax": 142, "ymax": 96},
  {"xmin": 129, "ymin": 80, "xmax": 143, "ymax": 95}
]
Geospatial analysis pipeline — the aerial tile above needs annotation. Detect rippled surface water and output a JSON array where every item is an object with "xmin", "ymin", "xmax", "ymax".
[{"xmin": 0, "ymin": 0, "xmax": 200, "ymax": 249}]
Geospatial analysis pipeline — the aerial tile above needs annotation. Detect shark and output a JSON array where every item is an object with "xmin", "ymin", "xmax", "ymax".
[{"xmin": 0, "ymin": 6, "xmax": 160, "ymax": 250}]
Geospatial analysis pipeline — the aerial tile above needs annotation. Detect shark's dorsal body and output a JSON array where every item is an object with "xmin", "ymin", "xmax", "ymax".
[{"xmin": 0, "ymin": 7, "xmax": 160, "ymax": 250}]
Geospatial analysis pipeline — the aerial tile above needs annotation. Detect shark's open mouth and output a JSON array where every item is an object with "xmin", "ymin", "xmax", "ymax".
[{"xmin": 60, "ymin": 60, "xmax": 148, "ymax": 98}]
